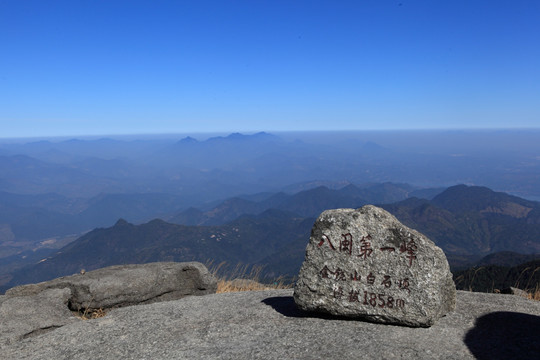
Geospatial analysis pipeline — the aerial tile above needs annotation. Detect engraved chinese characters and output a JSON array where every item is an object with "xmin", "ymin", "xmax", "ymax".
[{"xmin": 294, "ymin": 205, "xmax": 456, "ymax": 327}]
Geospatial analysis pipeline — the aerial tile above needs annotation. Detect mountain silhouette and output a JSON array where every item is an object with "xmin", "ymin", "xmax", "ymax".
[{"xmin": 3, "ymin": 184, "xmax": 539, "ymax": 293}]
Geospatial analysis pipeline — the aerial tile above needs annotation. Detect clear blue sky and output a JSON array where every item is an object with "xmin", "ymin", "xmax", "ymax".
[{"xmin": 1, "ymin": 0, "xmax": 539, "ymax": 137}]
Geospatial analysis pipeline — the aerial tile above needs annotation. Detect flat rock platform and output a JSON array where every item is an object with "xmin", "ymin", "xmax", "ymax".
[{"xmin": 1, "ymin": 289, "xmax": 539, "ymax": 359}]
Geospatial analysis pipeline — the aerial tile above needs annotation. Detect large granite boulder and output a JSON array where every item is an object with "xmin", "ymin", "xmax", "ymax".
[
  {"xmin": 294, "ymin": 205, "xmax": 456, "ymax": 327},
  {"xmin": 5, "ymin": 261, "xmax": 217, "ymax": 311}
]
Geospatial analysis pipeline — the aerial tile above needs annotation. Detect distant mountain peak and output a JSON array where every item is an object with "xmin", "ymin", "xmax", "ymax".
[
  {"xmin": 207, "ymin": 132, "xmax": 280, "ymax": 143},
  {"xmin": 114, "ymin": 218, "xmax": 131, "ymax": 227},
  {"xmin": 252, "ymin": 131, "xmax": 276, "ymax": 138},
  {"xmin": 432, "ymin": 185, "xmax": 493, "ymax": 209},
  {"xmin": 432, "ymin": 184, "xmax": 534, "ymax": 214},
  {"xmin": 179, "ymin": 136, "xmax": 199, "ymax": 144},
  {"xmin": 227, "ymin": 132, "xmax": 245, "ymax": 139}
]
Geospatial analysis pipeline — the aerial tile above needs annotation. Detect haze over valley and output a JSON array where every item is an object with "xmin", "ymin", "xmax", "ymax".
[{"xmin": 1, "ymin": 130, "xmax": 539, "ymax": 291}]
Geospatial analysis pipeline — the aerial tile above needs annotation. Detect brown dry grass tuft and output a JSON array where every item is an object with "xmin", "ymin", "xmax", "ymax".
[
  {"xmin": 208, "ymin": 261, "xmax": 293, "ymax": 293},
  {"xmin": 456, "ymin": 264, "xmax": 540, "ymax": 301},
  {"xmin": 518, "ymin": 266, "xmax": 540, "ymax": 301},
  {"xmin": 527, "ymin": 285, "xmax": 540, "ymax": 301},
  {"xmin": 77, "ymin": 307, "xmax": 107, "ymax": 320}
]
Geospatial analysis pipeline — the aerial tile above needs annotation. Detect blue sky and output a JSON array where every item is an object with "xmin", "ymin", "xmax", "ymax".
[{"xmin": 1, "ymin": 0, "xmax": 539, "ymax": 137}]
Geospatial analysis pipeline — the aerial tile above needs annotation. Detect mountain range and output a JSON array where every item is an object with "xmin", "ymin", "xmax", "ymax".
[
  {"xmin": 168, "ymin": 182, "xmax": 428, "ymax": 225},
  {"xmin": 2, "ymin": 130, "xmax": 540, "ymax": 198},
  {"xmin": 2, "ymin": 184, "xmax": 539, "ymax": 292},
  {"xmin": 381, "ymin": 185, "xmax": 540, "ymax": 258},
  {"xmin": 1, "ymin": 131, "xmax": 540, "ymax": 292},
  {"xmin": 2, "ymin": 130, "xmax": 539, "ymax": 253}
]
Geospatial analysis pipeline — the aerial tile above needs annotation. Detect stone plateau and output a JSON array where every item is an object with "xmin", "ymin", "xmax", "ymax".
[{"xmin": 1, "ymin": 289, "xmax": 539, "ymax": 359}]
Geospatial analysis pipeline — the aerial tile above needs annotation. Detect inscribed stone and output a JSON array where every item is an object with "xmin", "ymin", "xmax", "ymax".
[{"xmin": 294, "ymin": 205, "xmax": 456, "ymax": 327}]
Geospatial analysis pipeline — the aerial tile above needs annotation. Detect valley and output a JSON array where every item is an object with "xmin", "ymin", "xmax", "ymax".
[{"xmin": 1, "ymin": 131, "xmax": 539, "ymax": 293}]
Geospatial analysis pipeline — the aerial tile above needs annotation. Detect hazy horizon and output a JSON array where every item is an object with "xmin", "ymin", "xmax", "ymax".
[{"xmin": 1, "ymin": 127, "xmax": 540, "ymax": 143}]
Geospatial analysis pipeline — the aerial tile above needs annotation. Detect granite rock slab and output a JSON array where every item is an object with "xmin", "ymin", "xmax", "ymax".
[
  {"xmin": 0, "ymin": 288, "xmax": 78, "ymax": 346},
  {"xmin": 5, "ymin": 261, "xmax": 217, "ymax": 310},
  {"xmin": 1, "ymin": 289, "xmax": 538, "ymax": 359}
]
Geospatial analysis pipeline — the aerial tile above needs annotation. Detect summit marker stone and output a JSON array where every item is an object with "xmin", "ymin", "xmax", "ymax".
[{"xmin": 294, "ymin": 205, "xmax": 456, "ymax": 327}]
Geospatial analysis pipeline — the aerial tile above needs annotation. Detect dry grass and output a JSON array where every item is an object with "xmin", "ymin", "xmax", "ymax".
[
  {"xmin": 517, "ymin": 266, "xmax": 540, "ymax": 301},
  {"xmin": 523, "ymin": 266, "xmax": 540, "ymax": 291},
  {"xmin": 455, "ymin": 264, "xmax": 540, "ymax": 301},
  {"xmin": 469, "ymin": 266, "xmax": 484, "ymax": 292},
  {"xmin": 208, "ymin": 261, "xmax": 293, "ymax": 293},
  {"xmin": 527, "ymin": 285, "xmax": 540, "ymax": 301},
  {"xmin": 76, "ymin": 307, "xmax": 107, "ymax": 320},
  {"xmin": 73, "ymin": 297, "xmax": 108, "ymax": 320}
]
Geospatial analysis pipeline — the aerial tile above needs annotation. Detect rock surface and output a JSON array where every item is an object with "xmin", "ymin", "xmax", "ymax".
[
  {"xmin": 294, "ymin": 205, "xmax": 456, "ymax": 327},
  {"xmin": 5, "ymin": 261, "xmax": 217, "ymax": 311},
  {"xmin": 0, "ymin": 262, "xmax": 217, "ymax": 346},
  {"xmin": 0, "ymin": 288, "xmax": 78, "ymax": 346},
  {"xmin": 1, "ymin": 289, "xmax": 539, "ymax": 359}
]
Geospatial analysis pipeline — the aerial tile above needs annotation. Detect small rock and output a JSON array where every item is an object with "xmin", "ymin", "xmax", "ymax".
[
  {"xmin": 501, "ymin": 287, "xmax": 529, "ymax": 298},
  {"xmin": 294, "ymin": 205, "xmax": 456, "ymax": 327}
]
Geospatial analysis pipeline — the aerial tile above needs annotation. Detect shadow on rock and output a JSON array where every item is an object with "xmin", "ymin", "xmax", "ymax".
[
  {"xmin": 464, "ymin": 311, "xmax": 540, "ymax": 360},
  {"xmin": 262, "ymin": 296, "xmax": 308, "ymax": 317},
  {"xmin": 261, "ymin": 296, "xmax": 359, "ymax": 321}
]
